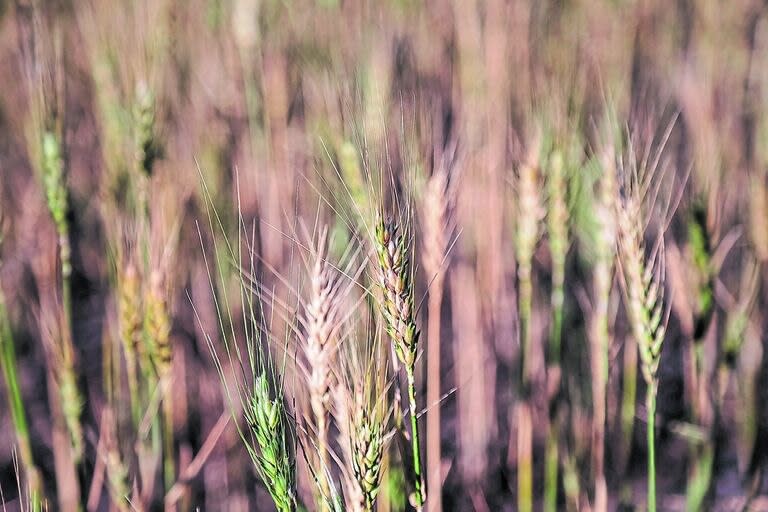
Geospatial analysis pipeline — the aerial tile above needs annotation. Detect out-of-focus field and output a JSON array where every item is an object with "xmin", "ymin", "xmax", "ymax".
[{"xmin": 1, "ymin": 0, "xmax": 768, "ymax": 510}]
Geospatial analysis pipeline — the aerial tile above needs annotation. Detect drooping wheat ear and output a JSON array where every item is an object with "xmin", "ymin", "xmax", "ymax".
[
  {"xmin": 334, "ymin": 326, "xmax": 391, "ymax": 512},
  {"xmin": 420, "ymin": 163, "xmax": 454, "ymax": 512},
  {"xmin": 303, "ymin": 227, "xmax": 343, "ymax": 506},
  {"xmin": 245, "ymin": 373, "xmax": 297, "ymax": 512},
  {"xmin": 616, "ymin": 167, "xmax": 667, "ymax": 512},
  {"xmin": 514, "ymin": 142, "xmax": 543, "ymax": 512},
  {"xmin": 374, "ymin": 215, "xmax": 426, "ymax": 507}
]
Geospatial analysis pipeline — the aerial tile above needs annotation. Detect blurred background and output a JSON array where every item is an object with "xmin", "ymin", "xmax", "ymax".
[{"xmin": 1, "ymin": 0, "xmax": 768, "ymax": 510}]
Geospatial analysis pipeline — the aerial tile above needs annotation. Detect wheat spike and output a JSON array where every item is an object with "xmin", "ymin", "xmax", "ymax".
[
  {"xmin": 375, "ymin": 218, "xmax": 418, "ymax": 369},
  {"xmin": 246, "ymin": 373, "xmax": 297, "ymax": 512}
]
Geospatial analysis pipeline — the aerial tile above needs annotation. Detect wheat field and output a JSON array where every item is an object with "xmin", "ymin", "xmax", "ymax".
[{"xmin": 0, "ymin": 0, "xmax": 767, "ymax": 510}]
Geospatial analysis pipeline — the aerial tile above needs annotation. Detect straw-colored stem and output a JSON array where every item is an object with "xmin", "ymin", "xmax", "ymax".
[
  {"xmin": 426, "ymin": 281, "xmax": 443, "ymax": 512},
  {"xmin": 517, "ymin": 260, "xmax": 533, "ymax": 512},
  {"xmin": 516, "ymin": 400, "xmax": 533, "ymax": 512}
]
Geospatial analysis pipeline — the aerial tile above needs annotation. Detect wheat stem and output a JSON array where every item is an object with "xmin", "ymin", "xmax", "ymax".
[{"xmin": 647, "ymin": 383, "xmax": 657, "ymax": 512}]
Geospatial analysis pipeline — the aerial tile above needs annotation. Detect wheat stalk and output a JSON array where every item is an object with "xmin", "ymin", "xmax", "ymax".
[
  {"xmin": 374, "ymin": 215, "xmax": 426, "ymax": 508},
  {"xmin": 544, "ymin": 147, "xmax": 569, "ymax": 512},
  {"xmin": 514, "ymin": 142, "xmax": 543, "ymax": 512},
  {"xmin": 590, "ymin": 149, "xmax": 618, "ymax": 512},
  {"xmin": 616, "ymin": 153, "xmax": 669, "ymax": 512},
  {"xmin": 420, "ymin": 161, "xmax": 454, "ymax": 512}
]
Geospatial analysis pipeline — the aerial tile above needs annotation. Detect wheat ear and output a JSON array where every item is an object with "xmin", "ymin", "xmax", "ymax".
[{"xmin": 303, "ymin": 227, "xmax": 343, "ymax": 507}]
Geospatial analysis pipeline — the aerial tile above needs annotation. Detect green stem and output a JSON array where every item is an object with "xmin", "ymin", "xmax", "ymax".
[
  {"xmin": 518, "ymin": 262, "xmax": 533, "ymax": 512},
  {"xmin": 0, "ymin": 294, "xmax": 43, "ymax": 498},
  {"xmin": 162, "ymin": 387, "xmax": 175, "ymax": 494},
  {"xmin": 544, "ymin": 419, "xmax": 559, "ymax": 512},
  {"xmin": 406, "ymin": 368, "xmax": 426, "ymax": 508},
  {"xmin": 647, "ymin": 384, "xmax": 657, "ymax": 512}
]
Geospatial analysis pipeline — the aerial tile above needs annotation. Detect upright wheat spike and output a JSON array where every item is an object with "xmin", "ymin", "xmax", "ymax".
[
  {"xmin": 616, "ymin": 163, "xmax": 667, "ymax": 512},
  {"xmin": 246, "ymin": 373, "xmax": 297, "ymax": 512},
  {"xmin": 421, "ymin": 164, "xmax": 453, "ymax": 512},
  {"xmin": 374, "ymin": 215, "xmax": 426, "ymax": 509},
  {"xmin": 334, "ymin": 324, "xmax": 391, "ymax": 512},
  {"xmin": 303, "ymin": 227, "xmax": 343, "ymax": 507},
  {"xmin": 515, "ymin": 143, "xmax": 543, "ymax": 512}
]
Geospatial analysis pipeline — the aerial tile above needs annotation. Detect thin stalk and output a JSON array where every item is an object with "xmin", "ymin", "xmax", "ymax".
[
  {"xmin": 0, "ymin": 292, "xmax": 43, "ymax": 498},
  {"xmin": 426, "ymin": 282, "xmax": 443, "ymax": 512},
  {"xmin": 647, "ymin": 384, "xmax": 657, "ymax": 512},
  {"xmin": 619, "ymin": 338, "xmax": 638, "ymax": 479},
  {"xmin": 162, "ymin": 393, "xmax": 175, "ymax": 494},
  {"xmin": 407, "ymin": 368, "xmax": 426, "ymax": 509},
  {"xmin": 517, "ymin": 260, "xmax": 533, "ymax": 512},
  {"xmin": 544, "ymin": 415, "xmax": 559, "ymax": 512}
]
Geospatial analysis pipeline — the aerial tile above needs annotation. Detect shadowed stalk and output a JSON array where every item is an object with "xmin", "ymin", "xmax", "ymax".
[{"xmin": 374, "ymin": 217, "xmax": 426, "ymax": 509}]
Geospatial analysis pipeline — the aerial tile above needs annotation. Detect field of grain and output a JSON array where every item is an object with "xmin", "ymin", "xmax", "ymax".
[{"xmin": 1, "ymin": 1, "xmax": 768, "ymax": 510}]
